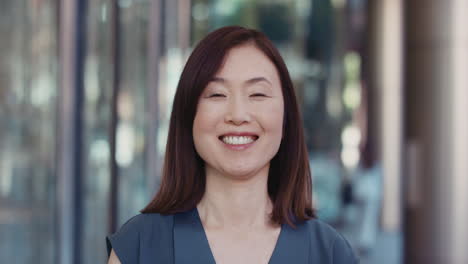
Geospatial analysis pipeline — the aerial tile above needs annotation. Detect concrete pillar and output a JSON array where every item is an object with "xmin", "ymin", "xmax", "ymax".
[
  {"xmin": 367, "ymin": 0, "xmax": 404, "ymax": 232},
  {"xmin": 404, "ymin": 0, "xmax": 468, "ymax": 263}
]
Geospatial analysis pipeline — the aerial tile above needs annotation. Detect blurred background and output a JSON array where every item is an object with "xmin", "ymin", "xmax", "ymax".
[{"xmin": 1, "ymin": 0, "xmax": 467, "ymax": 263}]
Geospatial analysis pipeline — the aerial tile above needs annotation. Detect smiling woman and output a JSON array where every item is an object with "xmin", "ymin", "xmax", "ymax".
[{"xmin": 106, "ymin": 26, "xmax": 358, "ymax": 264}]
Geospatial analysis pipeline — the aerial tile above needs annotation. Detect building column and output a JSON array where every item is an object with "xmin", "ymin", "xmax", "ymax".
[
  {"xmin": 404, "ymin": 0, "xmax": 468, "ymax": 263},
  {"xmin": 367, "ymin": 0, "xmax": 404, "ymax": 232}
]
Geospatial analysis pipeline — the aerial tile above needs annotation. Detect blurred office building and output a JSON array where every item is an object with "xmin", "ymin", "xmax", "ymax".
[{"xmin": 0, "ymin": 0, "xmax": 467, "ymax": 263}]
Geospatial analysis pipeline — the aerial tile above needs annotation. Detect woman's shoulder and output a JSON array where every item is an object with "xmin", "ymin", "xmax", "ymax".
[
  {"xmin": 303, "ymin": 218, "xmax": 343, "ymax": 243},
  {"xmin": 109, "ymin": 212, "xmax": 175, "ymax": 243},
  {"xmin": 302, "ymin": 218, "xmax": 359, "ymax": 263},
  {"xmin": 118, "ymin": 212, "xmax": 174, "ymax": 232},
  {"xmin": 106, "ymin": 213, "xmax": 175, "ymax": 263}
]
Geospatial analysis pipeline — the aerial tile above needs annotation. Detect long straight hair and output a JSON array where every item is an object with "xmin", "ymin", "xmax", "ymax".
[{"xmin": 141, "ymin": 26, "xmax": 315, "ymax": 226}]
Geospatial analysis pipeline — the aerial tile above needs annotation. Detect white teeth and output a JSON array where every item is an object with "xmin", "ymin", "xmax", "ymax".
[{"xmin": 222, "ymin": 136, "xmax": 255, "ymax": 145}]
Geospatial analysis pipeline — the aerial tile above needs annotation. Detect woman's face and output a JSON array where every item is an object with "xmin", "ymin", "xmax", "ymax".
[{"xmin": 193, "ymin": 44, "xmax": 284, "ymax": 179}]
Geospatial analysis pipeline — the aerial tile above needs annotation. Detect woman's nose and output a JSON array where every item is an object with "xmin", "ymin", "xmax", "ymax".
[{"xmin": 224, "ymin": 97, "xmax": 251, "ymax": 125}]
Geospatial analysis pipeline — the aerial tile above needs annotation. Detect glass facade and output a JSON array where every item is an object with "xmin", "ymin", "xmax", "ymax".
[
  {"xmin": 0, "ymin": 1, "xmax": 58, "ymax": 263},
  {"xmin": 115, "ymin": 0, "xmax": 151, "ymax": 226},
  {"xmin": 82, "ymin": 0, "xmax": 113, "ymax": 262},
  {"xmin": 1, "ymin": 0, "xmax": 397, "ymax": 263}
]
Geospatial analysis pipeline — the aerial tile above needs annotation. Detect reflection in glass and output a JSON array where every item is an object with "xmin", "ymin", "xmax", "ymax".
[
  {"xmin": 82, "ymin": 0, "xmax": 113, "ymax": 263},
  {"xmin": 0, "ymin": 1, "xmax": 58, "ymax": 263},
  {"xmin": 117, "ymin": 0, "xmax": 151, "ymax": 226}
]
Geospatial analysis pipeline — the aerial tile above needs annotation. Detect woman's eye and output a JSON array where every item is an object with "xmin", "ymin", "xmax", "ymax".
[
  {"xmin": 250, "ymin": 93, "xmax": 267, "ymax": 97},
  {"xmin": 209, "ymin": 93, "xmax": 226, "ymax": 98}
]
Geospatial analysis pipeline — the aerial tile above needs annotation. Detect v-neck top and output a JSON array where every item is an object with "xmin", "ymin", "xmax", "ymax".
[{"xmin": 106, "ymin": 208, "xmax": 359, "ymax": 264}]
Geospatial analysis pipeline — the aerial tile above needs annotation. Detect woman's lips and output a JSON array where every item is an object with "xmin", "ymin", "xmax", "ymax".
[
  {"xmin": 220, "ymin": 139, "xmax": 256, "ymax": 150},
  {"xmin": 218, "ymin": 134, "xmax": 259, "ymax": 151}
]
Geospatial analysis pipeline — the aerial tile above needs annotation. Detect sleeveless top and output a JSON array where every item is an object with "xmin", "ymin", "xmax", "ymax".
[{"xmin": 106, "ymin": 208, "xmax": 359, "ymax": 263}]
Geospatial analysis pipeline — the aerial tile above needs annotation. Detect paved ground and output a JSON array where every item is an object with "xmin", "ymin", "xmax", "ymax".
[
  {"xmin": 359, "ymin": 231, "xmax": 402, "ymax": 264},
  {"xmin": 336, "ymin": 205, "xmax": 403, "ymax": 264},
  {"xmin": 338, "ymin": 229, "xmax": 402, "ymax": 264}
]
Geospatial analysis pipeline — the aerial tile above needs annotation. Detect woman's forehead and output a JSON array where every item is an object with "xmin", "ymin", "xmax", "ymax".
[{"xmin": 215, "ymin": 45, "xmax": 280, "ymax": 84}]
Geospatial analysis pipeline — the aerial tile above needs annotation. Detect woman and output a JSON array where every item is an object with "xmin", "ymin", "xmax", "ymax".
[{"xmin": 107, "ymin": 26, "xmax": 358, "ymax": 264}]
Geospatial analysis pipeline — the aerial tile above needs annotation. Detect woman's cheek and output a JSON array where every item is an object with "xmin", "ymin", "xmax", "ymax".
[
  {"xmin": 195, "ymin": 102, "xmax": 223, "ymax": 126},
  {"xmin": 259, "ymin": 101, "xmax": 284, "ymax": 122}
]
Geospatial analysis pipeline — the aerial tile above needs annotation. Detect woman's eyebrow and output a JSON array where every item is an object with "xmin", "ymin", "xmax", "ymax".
[
  {"xmin": 244, "ymin": 76, "xmax": 272, "ymax": 86},
  {"xmin": 210, "ymin": 76, "xmax": 226, "ymax": 83},
  {"xmin": 209, "ymin": 76, "xmax": 273, "ymax": 87}
]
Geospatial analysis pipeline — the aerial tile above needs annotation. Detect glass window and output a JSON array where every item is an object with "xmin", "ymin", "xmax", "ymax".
[
  {"xmin": 0, "ymin": 1, "xmax": 58, "ymax": 263},
  {"xmin": 82, "ymin": 1, "xmax": 153, "ymax": 263},
  {"xmin": 117, "ymin": 0, "xmax": 152, "ymax": 226},
  {"xmin": 81, "ymin": 0, "xmax": 113, "ymax": 263}
]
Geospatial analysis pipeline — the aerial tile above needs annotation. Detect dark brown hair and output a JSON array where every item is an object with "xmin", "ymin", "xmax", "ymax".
[{"xmin": 141, "ymin": 26, "xmax": 315, "ymax": 226}]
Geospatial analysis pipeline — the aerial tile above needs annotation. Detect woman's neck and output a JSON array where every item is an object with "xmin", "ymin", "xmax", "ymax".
[{"xmin": 197, "ymin": 165, "xmax": 275, "ymax": 230}]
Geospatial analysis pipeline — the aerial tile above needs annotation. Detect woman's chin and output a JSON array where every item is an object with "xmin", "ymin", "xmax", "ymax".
[{"xmin": 219, "ymin": 165, "xmax": 268, "ymax": 181}]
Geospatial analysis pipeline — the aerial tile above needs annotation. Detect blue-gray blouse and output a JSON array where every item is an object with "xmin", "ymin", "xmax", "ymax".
[{"xmin": 106, "ymin": 208, "xmax": 359, "ymax": 263}]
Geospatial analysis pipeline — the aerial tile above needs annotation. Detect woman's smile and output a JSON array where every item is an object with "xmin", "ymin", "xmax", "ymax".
[{"xmin": 218, "ymin": 133, "xmax": 259, "ymax": 151}]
